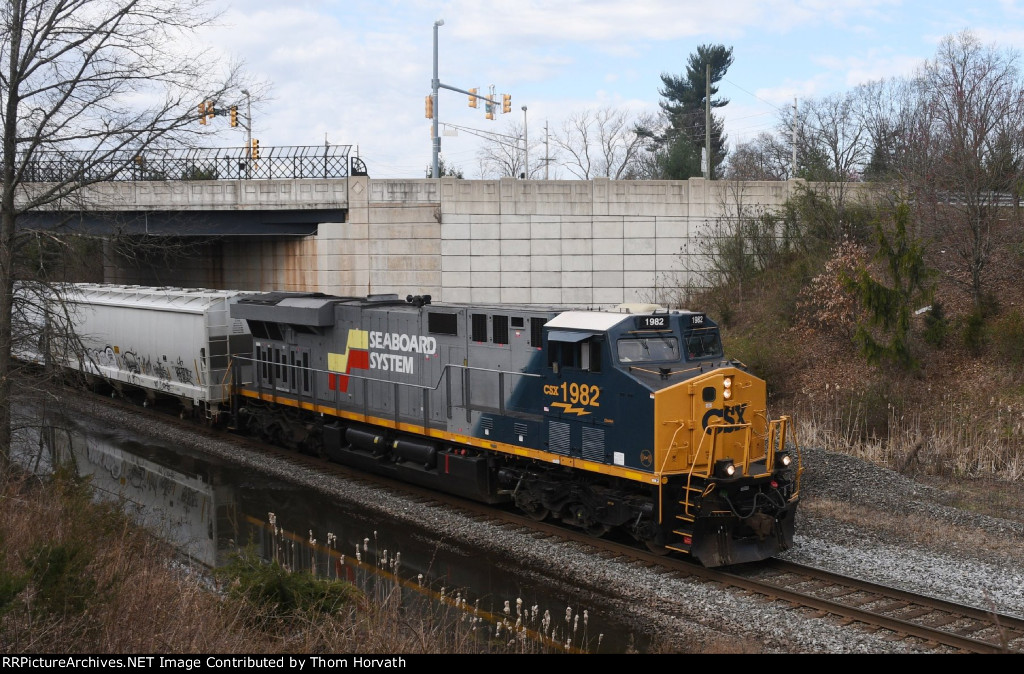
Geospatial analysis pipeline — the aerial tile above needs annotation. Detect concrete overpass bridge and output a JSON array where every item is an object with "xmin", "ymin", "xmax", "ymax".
[{"xmin": 20, "ymin": 146, "xmax": 829, "ymax": 308}]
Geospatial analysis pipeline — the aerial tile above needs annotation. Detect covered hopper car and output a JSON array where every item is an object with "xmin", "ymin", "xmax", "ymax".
[{"xmin": 17, "ymin": 283, "xmax": 253, "ymax": 421}]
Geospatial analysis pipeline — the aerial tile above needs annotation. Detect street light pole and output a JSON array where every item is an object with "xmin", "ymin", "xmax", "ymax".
[
  {"xmin": 431, "ymin": 19, "xmax": 443, "ymax": 179},
  {"xmin": 241, "ymin": 88, "xmax": 252, "ymax": 179},
  {"xmin": 522, "ymin": 105, "xmax": 528, "ymax": 179}
]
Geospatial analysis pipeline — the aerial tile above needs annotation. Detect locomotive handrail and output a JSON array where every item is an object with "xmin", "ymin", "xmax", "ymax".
[
  {"xmin": 770, "ymin": 415, "xmax": 803, "ymax": 497},
  {"xmin": 680, "ymin": 421, "xmax": 753, "ymax": 520},
  {"xmin": 231, "ymin": 355, "xmax": 544, "ymax": 428},
  {"xmin": 232, "ymin": 355, "xmax": 542, "ymax": 393}
]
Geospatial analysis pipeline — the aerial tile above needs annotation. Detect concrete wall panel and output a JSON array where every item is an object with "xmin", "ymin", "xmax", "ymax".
[{"xmin": 99, "ymin": 176, "xmax": 874, "ymax": 309}]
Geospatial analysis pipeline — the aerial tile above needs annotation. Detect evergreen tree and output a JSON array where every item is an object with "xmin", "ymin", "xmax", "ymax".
[
  {"xmin": 655, "ymin": 44, "xmax": 734, "ymax": 179},
  {"xmin": 844, "ymin": 203, "xmax": 933, "ymax": 372},
  {"xmin": 426, "ymin": 158, "xmax": 464, "ymax": 178}
]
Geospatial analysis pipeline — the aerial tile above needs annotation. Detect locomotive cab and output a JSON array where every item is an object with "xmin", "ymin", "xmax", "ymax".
[{"xmin": 541, "ymin": 307, "xmax": 801, "ymax": 566}]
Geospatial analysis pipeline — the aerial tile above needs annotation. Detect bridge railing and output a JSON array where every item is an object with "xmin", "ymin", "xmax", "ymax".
[{"xmin": 19, "ymin": 145, "xmax": 360, "ymax": 182}]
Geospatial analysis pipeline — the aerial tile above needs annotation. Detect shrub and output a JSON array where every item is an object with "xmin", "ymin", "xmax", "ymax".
[
  {"xmin": 794, "ymin": 239, "xmax": 868, "ymax": 339},
  {"xmin": 215, "ymin": 546, "xmax": 362, "ymax": 622},
  {"xmin": 723, "ymin": 323, "xmax": 800, "ymax": 397},
  {"xmin": 988, "ymin": 309, "xmax": 1024, "ymax": 367},
  {"xmin": 921, "ymin": 301, "xmax": 949, "ymax": 348},
  {"xmin": 26, "ymin": 542, "xmax": 97, "ymax": 614},
  {"xmin": 961, "ymin": 308, "xmax": 986, "ymax": 354}
]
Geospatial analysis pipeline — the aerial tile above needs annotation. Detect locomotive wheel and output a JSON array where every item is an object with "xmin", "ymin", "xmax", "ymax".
[
  {"xmin": 520, "ymin": 503, "xmax": 550, "ymax": 522},
  {"xmin": 584, "ymin": 523, "xmax": 610, "ymax": 538},
  {"xmin": 645, "ymin": 540, "xmax": 670, "ymax": 555},
  {"xmin": 303, "ymin": 434, "xmax": 326, "ymax": 459},
  {"xmin": 259, "ymin": 422, "xmax": 285, "ymax": 447}
]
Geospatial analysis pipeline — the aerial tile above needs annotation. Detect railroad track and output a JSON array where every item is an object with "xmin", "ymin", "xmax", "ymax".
[
  {"xmin": 77, "ymin": 390, "xmax": 1024, "ymax": 654},
  {"xmin": 729, "ymin": 559, "xmax": 1024, "ymax": 653}
]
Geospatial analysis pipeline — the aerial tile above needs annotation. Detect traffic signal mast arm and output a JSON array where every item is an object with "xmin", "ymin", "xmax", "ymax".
[
  {"xmin": 199, "ymin": 99, "xmax": 250, "ymax": 131},
  {"xmin": 436, "ymin": 82, "xmax": 507, "ymax": 115}
]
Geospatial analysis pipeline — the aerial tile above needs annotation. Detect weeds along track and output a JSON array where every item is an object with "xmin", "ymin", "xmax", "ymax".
[{"xmin": 74, "ymin": 388, "xmax": 1024, "ymax": 654}]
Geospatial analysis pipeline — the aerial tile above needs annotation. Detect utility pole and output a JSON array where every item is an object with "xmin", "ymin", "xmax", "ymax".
[
  {"xmin": 791, "ymin": 97, "xmax": 797, "ymax": 178},
  {"xmin": 705, "ymin": 63, "xmax": 711, "ymax": 180},
  {"xmin": 545, "ymin": 121, "xmax": 550, "ymax": 180}
]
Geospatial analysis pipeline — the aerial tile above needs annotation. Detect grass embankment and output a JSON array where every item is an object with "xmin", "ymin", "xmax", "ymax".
[{"xmin": 0, "ymin": 471, "xmax": 603, "ymax": 654}]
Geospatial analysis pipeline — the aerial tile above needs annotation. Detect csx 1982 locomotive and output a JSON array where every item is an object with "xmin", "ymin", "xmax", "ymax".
[
  {"xmin": 228, "ymin": 291, "xmax": 802, "ymax": 567},
  {"xmin": 29, "ymin": 284, "xmax": 800, "ymax": 567}
]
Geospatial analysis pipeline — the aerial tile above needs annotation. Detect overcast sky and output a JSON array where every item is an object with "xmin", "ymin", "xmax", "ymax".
[{"xmin": 198, "ymin": 0, "xmax": 1024, "ymax": 179}]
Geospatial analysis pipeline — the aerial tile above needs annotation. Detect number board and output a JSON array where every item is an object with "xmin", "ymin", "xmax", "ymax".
[
  {"xmin": 688, "ymin": 313, "xmax": 706, "ymax": 326},
  {"xmin": 636, "ymin": 315, "xmax": 669, "ymax": 329}
]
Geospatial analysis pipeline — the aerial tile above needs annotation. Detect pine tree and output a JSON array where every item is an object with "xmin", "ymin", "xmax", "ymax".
[
  {"xmin": 655, "ymin": 44, "xmax": 734, "ymax": 179},
  {"xmin": 844, "ymin": 203, "xmax": 933, "ymax": 372}
]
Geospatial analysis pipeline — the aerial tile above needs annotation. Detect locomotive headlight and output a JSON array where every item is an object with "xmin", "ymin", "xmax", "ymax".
[
  {"xmin": 722, "ymin": 376, "xmax": 732, "ymax": 400},
  {"xmin": 715, "ymin": 459, "xmax": 736, "ymax": 478},
  {"xmin": 775, "ymin": 451, "xmax": 793, "ymax": 469}
]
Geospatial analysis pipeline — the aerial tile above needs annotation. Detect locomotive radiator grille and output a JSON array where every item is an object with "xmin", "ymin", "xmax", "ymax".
[
  {"xmin": 581, "ymin": 426, "xmax": 605, "ymax": 462},
  {"xmin": 548, "ymin": 421, "xmax": 570, "ymax": 455}
]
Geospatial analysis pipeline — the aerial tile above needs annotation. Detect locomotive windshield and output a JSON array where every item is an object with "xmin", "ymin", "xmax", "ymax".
[
  {"xmin": 617, "ymin": 337, "xmax": 679, "ymax": 363},
  {"xmin": 684, "ymin": 327, "xmax": 724, "ymax": 360}
]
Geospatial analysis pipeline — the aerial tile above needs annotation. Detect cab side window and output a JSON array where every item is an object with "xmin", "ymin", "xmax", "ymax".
[{"xmin": 548, "ymin": 336, "xmax": 602, "ymax": 373}]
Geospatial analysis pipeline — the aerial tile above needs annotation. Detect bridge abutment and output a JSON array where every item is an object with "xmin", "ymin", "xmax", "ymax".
[{"xmin": 93, "ymin": 176, "xmax": 867, "ymax": 307}]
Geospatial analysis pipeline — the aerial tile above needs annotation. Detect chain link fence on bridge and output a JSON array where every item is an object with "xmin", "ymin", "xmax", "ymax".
[{"xmin": 19, "ymin": 145, "xmax": 362, "ymax": 182}]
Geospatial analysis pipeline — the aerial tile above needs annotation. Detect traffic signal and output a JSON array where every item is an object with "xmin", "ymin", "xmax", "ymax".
[
  {"xmin": 425, "ymin": 94, "xmax": 433, "ymax": 119},
  {"xmin": 230, "ymin": 106, "xmax": 238, "ymax": 127},
  {"xmin": 468, "ymin": 88, "xmax": 477, "ymax": 108},
  {"xmin": 199, "ymin": 101, "xmax": 215, "ymax": 124},
  {"xmin": 502, "ymin": 94, "xmax": 511, "ymax": 114},
  {"xmin": 251, "ymin": 138, "xmax": 260, "ymax": 159},
  {"xmin": 485, "ymin": 99, "xmax": 494, "ymax": 120}
]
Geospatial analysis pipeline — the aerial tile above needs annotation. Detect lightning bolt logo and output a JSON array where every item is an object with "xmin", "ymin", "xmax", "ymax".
[
  {"xmin": 327, "ymin": 329, "xmax": 369, "ymax": 392},
  {"xmin": 550, "ymin": 402, "xmax": 590, "ymax": 416}
]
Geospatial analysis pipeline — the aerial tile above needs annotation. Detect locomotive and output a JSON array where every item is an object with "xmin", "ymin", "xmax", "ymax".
[{"xmin": 28, "ymin": 284, "xmax": 802, "ymax": 567}]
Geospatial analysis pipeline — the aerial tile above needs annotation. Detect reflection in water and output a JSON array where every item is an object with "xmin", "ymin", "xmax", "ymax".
[
  {"xmin": 45, "ymin": 422, "xmax": 231, "ymax": 568},
  {"xmin": 25, "ymin": 410, "xmax": 644, "ymax": 653}
]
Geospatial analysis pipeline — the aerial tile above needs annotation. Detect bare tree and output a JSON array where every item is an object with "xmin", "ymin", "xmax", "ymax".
[
  {"xmin": 0, "ymin": 0, "xmax": 247, "ymax": 473},
  {"xmin": 899, "ymin": 30, "xmax": 1024, "ymax": 308},
  {"xmin": 550, "ymin": 107, "xmax": 657, "ymax": 180},
  {"xmin": 724, "ymin": 132, "xmax": 792, "ymax": 181},
  {"xmin": 475, "ymin": 121, "xmax": 532, "ymax": 179},
  {"xmin": 798, "ymin": 93, "xmax": 870, "ymax": 183},
  {"xmin": 851, "ymin": 77, "xmax": 918, "ymax": 182}
]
